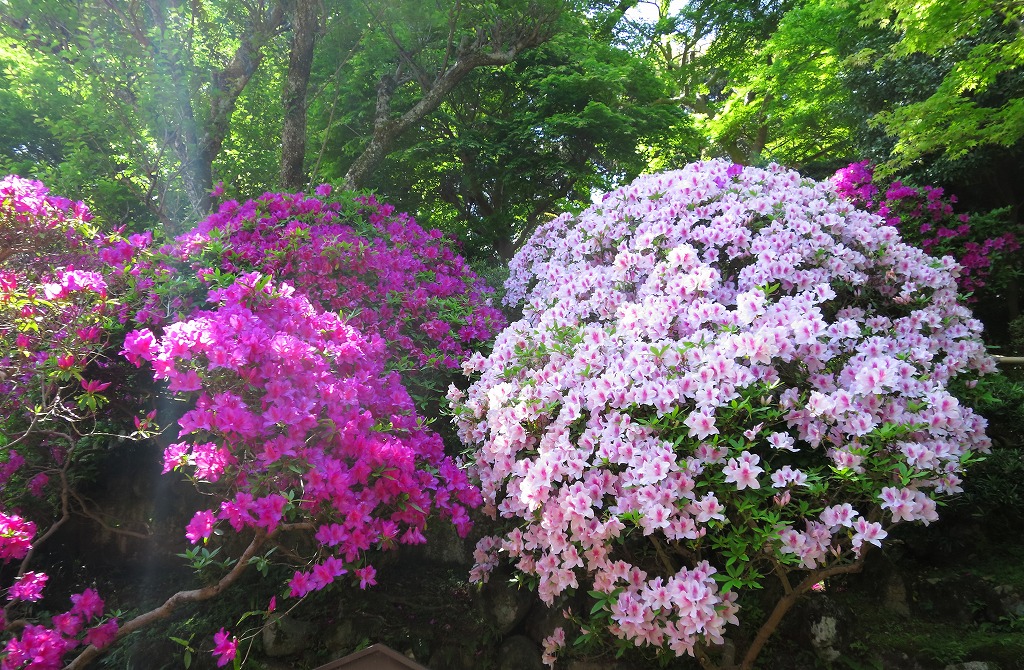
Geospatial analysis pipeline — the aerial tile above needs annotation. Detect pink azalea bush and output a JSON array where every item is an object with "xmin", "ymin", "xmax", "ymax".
[
  {"xmin": 1, "ymin": 176, "xmax": 140, "ymax": 669},
  {"xmin": 832, "ymin": 160, "xmax": 1019, "ymax": 297},
  {"xmin": 453, "ymin": 160, "xmax": 994, "ymax": 668}
]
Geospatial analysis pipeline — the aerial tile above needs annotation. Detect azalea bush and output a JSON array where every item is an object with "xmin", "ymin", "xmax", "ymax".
[
  {"xmin": 1, "ymin": 175, "xmax": 148, "ymax": 667},
  {"xmin": 1, "ymin": 177, "xmax": 495, "ymax": 669},
  {"xmin": 161, "ymin": 187, "xmax": 506, "ymax": 402},
  {"xmin": 453, "ymin": 160, "xmax": 995, "ymax": 669},
  {"xmin": 116, "ymin": 271, "xmax": 482, "ymax": 667},
  {"xmin": 832, "ymin": 160, "xmax": 1019, "ymax": 297}
]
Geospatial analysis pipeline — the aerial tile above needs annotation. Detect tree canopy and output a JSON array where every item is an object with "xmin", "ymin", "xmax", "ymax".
[{"xmin": 0, "ymin": 0, "xmax": 1019, "ymax": 259}]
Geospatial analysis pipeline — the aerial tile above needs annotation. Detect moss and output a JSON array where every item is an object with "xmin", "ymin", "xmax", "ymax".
[{"xmin": 856, "ymin": 613, "xmax": 1024, "ymax": 668}]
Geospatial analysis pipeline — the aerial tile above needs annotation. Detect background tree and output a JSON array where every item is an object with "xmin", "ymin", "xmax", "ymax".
[
  {"xmin": 361, "ymin": 23, "xmax": 693, "ymax": 262},
  {"xmin": 303, "ymin": 0, "xmax": 570, "ymax": 193},
  {"xmin": 614, "ymin": 0, "xmax": 865, "ymax": 170},
  {"xmin": 0, "ymin": 0, "xmax": 286, "ymax": 230},
  {"xmin": 858, "ymin": 0, "xmax": 1024, "ymax": 167},
  {"xmin": 280, "ymin": 0, "xmax": 322, "ymax": 190}
]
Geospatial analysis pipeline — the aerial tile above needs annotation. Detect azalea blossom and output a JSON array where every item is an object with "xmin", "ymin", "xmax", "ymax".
[{"xmin": 456, "ymin": 160, "xmax": 992, "ymax": 664}]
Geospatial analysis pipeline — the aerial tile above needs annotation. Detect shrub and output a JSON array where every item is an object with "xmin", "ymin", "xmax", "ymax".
[
  {"xmin": 165, "ymin": 187, "xmax": 506, "ymax": 375},
  {"xmin": 125, "ymin": 271, "xmax": 481, "ymax": 598},
  {"xmin": 453, "ymin": 160, "xmax": 994, "ymax": 668},
  {"xmin": 831, "ymin": 161, "xmax": 1019, "ymax": 298},
  {"xmin": 1, "ymin": 175, "xmax": 148, "ymax": 668},
  {"xmin": 1, "ymin": 179, "xmax": 495, "ymax": 669}
]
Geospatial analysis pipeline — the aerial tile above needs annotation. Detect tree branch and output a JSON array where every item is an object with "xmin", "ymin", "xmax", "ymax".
[
  {"xmin": 738, "ymin": 552, "xmax": 868, "ymax": 670},
  {"xmin": 342, "ymin": 3, "xmax": 561, "ymax": 189},
  {"xmin": 64, "ymin": 531, "xmax": 270, "ymax": 670}
]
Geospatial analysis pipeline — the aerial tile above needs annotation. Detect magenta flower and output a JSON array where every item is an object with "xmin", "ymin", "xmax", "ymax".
[
  {"xmin": 211, "ymin": 628, "xmax": 238, "ymax": 667},
  {"xmin": 0, "ymin": 512, "xmax": 35, "ymax": 562},
  {"xmin": 27, "ymin": 473, "xmax": 49, "ymax": 497},
  {"xmin": 185, "ymin": 510, "xmax": 217, "ymax": 544},
  {"xmin": 167, "ymin": 189, "xmax": 505, "ymax": 374},
  {"xmin": 121, "ymin": 329, "xmax": 157, "ymax": 365},
  {"xmin": 355, "ymin": 565, "xmax": 377, "ymax": 590},
  {"xmin": 84, "ymin": 619, "xmax": 119, "ymax": 649},
  {"xmin": 288, "ymin": 571, "xmax": 313, "ymax": 598},
  {"xmin": 51, "ymin": 613, "xmax": 83, "ymax": 637},
  {"xmin": 7, "ymin": 572, "xmax": 48, "ymax": 602},
  {"xmin": 70, "ymin": 588, "xmax": 104, "ymax": 620}
]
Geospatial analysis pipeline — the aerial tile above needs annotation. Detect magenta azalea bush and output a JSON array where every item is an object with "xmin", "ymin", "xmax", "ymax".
[
  {"xmin": 832, "ymin": 161, "xmax": 1019, "ymax": 297},
  {"xmin": 1, "ymin": 176, "xmax": 146, "ymax": 666},
  {"xmin": 124, "ymin": 271, "xmax": 481, "ymax": 595},
  {"xmin": 1, "ymin": 178, "xmax": 496, "ymax": 669},
  {"xmin": 453, "ymin": 160, "xmax": 995, "ymax": 668},
  {"xmin": 165, "ymin": 187, "xmax": 506, "ymax": 374}
]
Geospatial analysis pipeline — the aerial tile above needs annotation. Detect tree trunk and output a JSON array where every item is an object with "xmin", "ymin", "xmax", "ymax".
[
  {"xmin": 123, "ymin": 0, "xmax": 284, "ymax": 229},
  {"xmin": 342, "ymin": 8, "xmax": 559, "ymax": 190},
  {"xmin": 280, "ymin": 0, "xmax": 319, "ymax": 190},
  {"xmin": 203, "ymin": 2, "xmax": 286, "ymax": 198}
]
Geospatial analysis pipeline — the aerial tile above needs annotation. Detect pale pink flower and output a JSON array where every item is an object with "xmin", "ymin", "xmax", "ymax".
[{"xmin": 722, "ymin": 451, "xmax": 763, "ymax": 490}]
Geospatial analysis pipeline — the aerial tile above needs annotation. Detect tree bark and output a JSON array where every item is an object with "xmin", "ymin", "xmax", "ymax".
[
  {"xmin": 202, "ymin": 1, "xmax": 285, "ymax": 204},
  {"xmin": 112, "ymin": 0, "xmax": 284, "ymax": 229},
  {"xmin": 280, "ymin": 0, "xmax": 319, "ymax": 190},
  {"xmin": 737, "ymin": 554, "xmax": 867, "ymax": 670}
]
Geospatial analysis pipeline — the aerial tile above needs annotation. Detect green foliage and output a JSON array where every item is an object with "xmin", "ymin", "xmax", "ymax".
[
  {"xmin": 956, "ymin": 447, "xmax": 1024, "ymax": 529},
  {"xmin": 859, "ymin": 0, "xmax": 1024, "ymax": 164},
  {"xmin": 0, "ymin": 39, "xmax": 157, "ymax": 229},
  {"xmin": 0, "ymin": 0, "xmax": 288, "ymax": 228},
  {"xmin": 310, "ymin": 7, "xmax": 691, "ymax": 262},
  {"xmin": 703, "ymin": 0, "xmax": 862, "ymax": 167}
]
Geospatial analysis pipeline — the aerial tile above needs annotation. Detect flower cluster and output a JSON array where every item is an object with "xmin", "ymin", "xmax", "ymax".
[
  {"xmin": 832, "ymin": 161, "xmax": 1019, "ymax": 296},
  {"xmin": 165, "ymin": 188, "xmax": 505, "ymax": 373},
  {"xmin": 0, "ymin": 513, "xmax": 34, "ymax": 562},
  {"xmin": 454, "ymin": 161, "xmax": 993, "ymax": 664},
  {"xmin": 1, "ymin": 587, "xmax": 118, "ymax": 669},
  {"xmin": 0, "ymin": 175, "xmax": 93, "ymax": 273},
  {"xmin": 1, "ymin": 177, "xmax": 150, "ymax": 669},
  {"xmin": 125, "ymin": 272, "xmax": 481, "ymax": 603},
  {"xmin": 1, "ymin": 176, "xmax": 150, "ymax": 448},
  {"xmin": 211, "ymin": 628, "xmax": 238, "ymax": 667}
]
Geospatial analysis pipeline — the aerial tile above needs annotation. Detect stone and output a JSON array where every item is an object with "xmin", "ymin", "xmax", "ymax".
[
  {"xmin": 994, "ymin": 583, "xmax": 1024, "ymax": 618},
  {"xmin": 809, "ymin": 615, "xmax": 842, "ymax": 662},
  {"xmin": 497, "ymin": 635, "xmax": 543, "ymax": 670},
  {"xmin": 910, "ymin": 572, "xmax": 1007, "ymax": 624},
  {"xmin": 428, "ymin": 645, "xmax": 479, "ymax": 670},
  {"xmin": 524, "ymin": 600, "xmax": 567, "ymax": 645},
  {"xmin": 565, "ymin": 662, "xmax": 629, "ymax": 670},
  {"xmin": 262, "ymin": 613, "xmax": 315, "ymax": 657},
  {"xmin": 944, "ymin": 663, "xmax": 997, "ymax": 670},
  {"xmin": 480, "ymin": 569, "xmax": 535, "ymax": 636},
  {"xmin": 787, "ymin": 595, "xmax": 854, "ymax": 665},
  {"xmin": 325, "ymin": 618, "xmax": 359, "ymax": 655},
  {"xmin": 415, "ymin": 522, "xmax": 474, "ymax": 566},
  {"xmin": 882, "ymin": 571, "xmax": 912, "ymax": 618}
]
